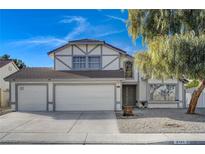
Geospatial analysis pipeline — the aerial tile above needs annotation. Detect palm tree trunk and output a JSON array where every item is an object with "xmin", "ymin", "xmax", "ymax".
[{"xmin": 187, "ymin": 79, "xmax": 205, "ymax": 114}]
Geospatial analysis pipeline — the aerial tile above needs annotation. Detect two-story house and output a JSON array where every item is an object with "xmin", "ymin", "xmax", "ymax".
[{"xmin": 5, "ymin": 39, "xmax": 185, "ymax": 111}]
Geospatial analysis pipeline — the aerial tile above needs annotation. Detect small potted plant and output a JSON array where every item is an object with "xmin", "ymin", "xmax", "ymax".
[{"xmin": 123, "ymin": 105, "xmax": 134, "ymax": 116}]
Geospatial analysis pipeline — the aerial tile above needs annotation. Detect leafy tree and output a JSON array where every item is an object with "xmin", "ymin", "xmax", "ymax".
[
  {"xmin": 127, "ymin": 9, "xmax": 205, "ymax": 114},
  {"xmin": 1, "ymin": 54, "xmax": 10, "ymax": 59},
  {"xmin": 127, "ymin": 10, "xmax": 205, "ymax": 42},
  {"xmin": 135, "ymin": 32, "xmax": 205, "ymax": 114},
  {"xmin": 185, "ymin": 80, "xmax": 200, "ymax": 89},
  {"xmin": 0, "ymin": 54, "xmax": 26, "ymax": 69}
]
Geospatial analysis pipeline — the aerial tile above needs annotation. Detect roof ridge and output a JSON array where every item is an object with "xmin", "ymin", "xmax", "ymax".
[{"xmin": 69, "ymin": 38, "xmax": 104, "ymax": 42}]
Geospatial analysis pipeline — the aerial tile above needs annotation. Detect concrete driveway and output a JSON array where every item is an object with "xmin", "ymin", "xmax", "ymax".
[
  {"xmin": 1, "ymin": 111, "xmax": 205, "ymax": 144},
  {"xmin": 0, "ymin": 111, "xmax": 119, "ymax": 144}
]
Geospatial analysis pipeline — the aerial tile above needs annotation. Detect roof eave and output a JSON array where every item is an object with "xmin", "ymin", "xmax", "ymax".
[
  {"xmin": 5, "ymin": 77, "xmax": 125, "ymax": 82},
  {"xmin": 47, "ymin": 39, "xmax": 132, "ymax": 56}
]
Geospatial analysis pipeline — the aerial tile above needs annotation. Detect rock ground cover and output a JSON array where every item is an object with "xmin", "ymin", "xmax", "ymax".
[{"xmin": 116, "ymin": 108, "xmax": 205, "ymax": 133}]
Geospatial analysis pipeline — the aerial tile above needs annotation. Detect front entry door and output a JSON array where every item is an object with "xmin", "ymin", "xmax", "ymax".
[{"xmin": 123, "ymin": 85, "xmax": 136, "ymax": 107}]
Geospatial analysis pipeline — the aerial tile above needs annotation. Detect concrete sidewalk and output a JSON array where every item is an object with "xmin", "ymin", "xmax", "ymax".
[{"xmin": 1, "ymin": 133, "xmax": 205, "ymax": 144}]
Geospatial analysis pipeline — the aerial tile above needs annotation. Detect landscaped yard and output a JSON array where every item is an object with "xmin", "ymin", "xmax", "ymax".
[{"xmin": 116, "ymin": 108, "xmax": 205, "ymax": 133}]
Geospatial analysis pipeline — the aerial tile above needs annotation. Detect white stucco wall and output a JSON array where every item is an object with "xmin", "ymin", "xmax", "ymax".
[
  {"xmin": 55, "ymin": 56, "xmax": 72, "ymax": 70},
  {"xmin": 137, "ymin": 71, "xmax": 185, "ymax": 108},
  {"xmin": 138, "ymin": 79, "xmax": 147, "ymax": 101},
  {"xmin": 102, "ymin": 56, "xmax": 119, "ymax": 70},
  {"xmin": 55, "ymin": 46, "xmax": 72, "ymax": 55},
  {"xmin": 0, "ymin": 62, "xmax": 18, "ymax": 90},
  {"xmin": 116, "ymin": 82, "xmax": 122, "ymax": 110},
  {"xmin": 0, "ymin": 62, "xmax": 18, "ymax": 107},
  {"xmin": 11, "ymin": 82, "xmax": 16, "ymax": 103},
  {"xmin": 54, "ymin": 43, "xmax": 124, "ymax": 71},
  {"xmin": 10, "ymin": 80, "xmax": 123, "ymax": 111}
]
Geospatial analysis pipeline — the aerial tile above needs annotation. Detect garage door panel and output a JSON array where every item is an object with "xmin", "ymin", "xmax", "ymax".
[
  {"xmin": 18, "ymin": 85, "xmax": 47, "ymax": 111},
  {"xmin": 55, "ymin": 85, "xmax": 115, "ymax": 111}
]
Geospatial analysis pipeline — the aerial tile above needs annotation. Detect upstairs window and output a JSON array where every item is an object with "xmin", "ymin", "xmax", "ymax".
[
  {"xmin": 124, "ymin": 61, "xmax": 133, "ymax": 78},
  {"xmin": 73, "ymin": 56, "xmax": 86, "ymax": 69},
  {"xmin": 88, "ymin": 56, "xmax": 101, "ymax": 69}
]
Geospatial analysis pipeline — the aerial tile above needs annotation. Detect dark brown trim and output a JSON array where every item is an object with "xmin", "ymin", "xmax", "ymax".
[
  {"xmin": 55, "ymin": 56, "xmax": 72, "ymax": 69},
  {"xmin": 102, "ymin": 56, "xmax": 119, "ymax": 69},
  {"xmin": 54, "ymin": 52, "xmax": 56, "ymax": 70},
  {"xmin": 87, "ymin": 44, "xmax": 100, "ymax": 54},
  {"xmin": 47, "ymin": 43, "xmax": 70, "ymax": 55},
  {"xmin": 74, "ymin": 44, "xmax": 86, "ymax": 54}
]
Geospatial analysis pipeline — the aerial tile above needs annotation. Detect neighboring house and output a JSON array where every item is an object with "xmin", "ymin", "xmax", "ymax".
[
  {"xmin": 5, "ymin": 39, "xmax": 185, "ymax": 111},
  {"xmin": 0, "ymin": 60, "xmax": 19, "ymax": 107}
]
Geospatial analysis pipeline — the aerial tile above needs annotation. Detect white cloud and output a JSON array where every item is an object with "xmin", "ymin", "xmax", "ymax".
[
  {"xmin": 8, "ymin": 15, "xmax": 125, "ymax": 49},
  {"xmin": 10, "ymin": 36, "xmax": 67, "ymax": 48},
  {"xmin": 96, "ymin": 30, "xmax": 124, "ymax": 37},
  {"xmin": 59, "ymin": 16, "xmax": 86, "ymax": 24},
  {"xmin": 106, "ymin": 15, "xmax": 126, "ymax": 23},
  {"xmin": 61, "ymin": 16, "xmax": 89, "ymax": 40}
]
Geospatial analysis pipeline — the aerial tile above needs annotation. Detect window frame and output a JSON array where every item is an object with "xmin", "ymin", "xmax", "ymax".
[
  {"xmin": 72, "ymin": 55, "xmax": 101, "ymax": 70},
  {"xmin": 88, "ymin": 56, "xmax": 101, "ymax": 70},
  {"xmin": 148, "ymin": 83, "xmax": 177, "ymax": 102},
  {"xmin": 72, "ymin": 56, "xmax": 86, "ymax": 70}
]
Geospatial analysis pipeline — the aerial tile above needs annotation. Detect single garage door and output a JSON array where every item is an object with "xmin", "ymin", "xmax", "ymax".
[
  {"xmin": 17, "ymin": 85, "xmax": 47, "ymax": 111},
  {"xmin": 55, "ymin": 84, "xmax": 115, "ymax": 111}
]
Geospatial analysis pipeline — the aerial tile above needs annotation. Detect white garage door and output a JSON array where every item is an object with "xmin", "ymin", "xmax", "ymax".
[
  {"xmin": 55, "ymin": 84, "xmax": 115, "ymax": 111},
  {"xmin": 17, "ymin": 85, "xmax": 47, "ymax": 111}
]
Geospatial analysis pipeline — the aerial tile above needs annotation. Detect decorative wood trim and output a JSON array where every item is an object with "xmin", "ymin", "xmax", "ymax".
[
  {"xmin": 49, "ymin": 43, "xmax": 70, "ymax": 55},
  {"xmin": 87, "ymin": 44, "xmax": 100, "ymax": 54},
  {"xmin": 55, "ymin": 56, "xmax": 72, "ymax": 69},
  {"xmin": 102, "ymin": 56, "xmax": 119, "ymax": 69},
  {"xmin": 104, "ymin": 44, "xmax": 125, "ymax": 55},
  {"xmin": 86, "ymin": 44, "xmax": 88, "ymax": 53},
  {"xmin": 118, "ymin": 54, "xmax": 120, "ymax": 69},
  {"xmin": 74, "ymin": 44, "xmax": 86, "ymax": 54},
  {"xmin": 54, "ymin": 52, "xmax": 56, "ymax": 70}
]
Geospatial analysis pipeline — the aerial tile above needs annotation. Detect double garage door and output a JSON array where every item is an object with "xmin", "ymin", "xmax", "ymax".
[{"xmin": 17, "ymin": 84, "xmax": 115, "ymax": 111}]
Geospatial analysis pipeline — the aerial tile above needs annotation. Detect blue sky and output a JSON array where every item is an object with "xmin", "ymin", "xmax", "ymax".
[{"xmin": 0, "ymin": 10, "xmax": 147, "ymax": 67}]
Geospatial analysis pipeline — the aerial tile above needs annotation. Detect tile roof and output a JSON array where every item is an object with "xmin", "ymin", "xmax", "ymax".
[
  {"xmin": 4, "ymin": 67, "xmax": 124, "ymax": 81},
  {"xmin": 0, "ymin": 60, "xmax": 12, "ymax": 68}
]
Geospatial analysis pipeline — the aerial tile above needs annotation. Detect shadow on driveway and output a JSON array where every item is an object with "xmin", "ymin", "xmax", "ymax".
[{"xmin": 15, "ymin": 111, "xmax": 117, "ymax": 120}]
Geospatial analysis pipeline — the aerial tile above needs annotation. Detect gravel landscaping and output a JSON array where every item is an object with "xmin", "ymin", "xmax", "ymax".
[{"xmin": 116, "ymin": 108, "xmax": 205, "ymax": 133}]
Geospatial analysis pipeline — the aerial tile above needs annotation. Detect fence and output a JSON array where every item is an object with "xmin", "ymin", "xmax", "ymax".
[
  {"xmin": 186, "ymin": 88, "xmax": 205, "ymax": 108},
  {"xmin": 0, "ymin": 88, "xmax": 9, "ymax": 108}
]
